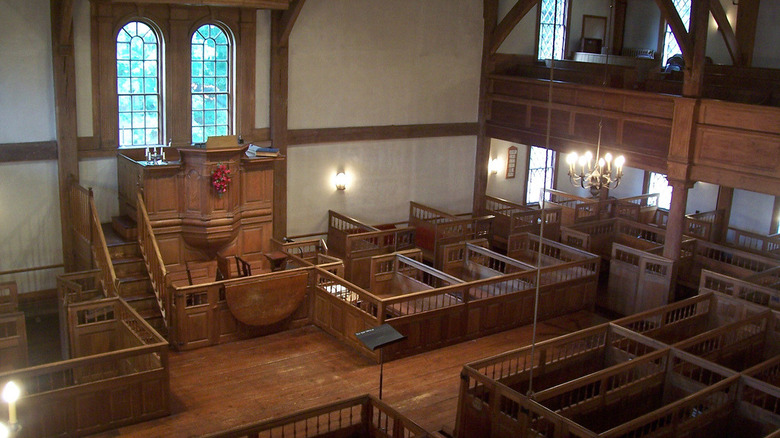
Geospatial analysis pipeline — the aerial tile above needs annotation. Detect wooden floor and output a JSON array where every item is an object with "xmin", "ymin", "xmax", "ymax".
[{"xmin": 89, "ymin": 311, "xmax": 607, "ymax": 437}]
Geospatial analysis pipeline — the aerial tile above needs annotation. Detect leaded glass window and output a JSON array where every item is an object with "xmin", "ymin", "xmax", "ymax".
[
  {"xmin": 538, "ymin": 0, "xmax": 568, "ymax": 60},
  {"xmin": 117, "ymin": 21, "xmax": 161, "ymax": 146},
  {"xmin": 648, "ymin": 172, "xmax": 672, "ymax": 210},
  {"xmin": 662, "ymin": 0, "xmax": 691, "ymax": 66},
  {"xmin": 191, "ymin": 24, "xmax": 231, "ymax": 143},
  {"xmin": 527, "ymin": 146, "xmax": 556, "ymax": 204}
]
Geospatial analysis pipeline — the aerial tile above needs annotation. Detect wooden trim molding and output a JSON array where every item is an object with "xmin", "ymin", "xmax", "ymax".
[
  {"xmin": 0, "ymin": 141, "xmax": 58, "ymax": 162},
  {"xmin": 116, "ymin": 0, "xmax": 291, "ymax": 8},
  {"xmin": 288, "ymin": 123, "xmax": 479, "ymax": 146}
]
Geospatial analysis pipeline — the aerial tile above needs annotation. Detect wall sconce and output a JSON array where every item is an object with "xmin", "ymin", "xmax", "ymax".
[
  {"xmin": 488, "ymin": 158, "xmax": 503, "ymax": 175},
  {"xmin": 335, "ymin": 172, "xmax": 347, "ymax": 190},
  {"xmin": 2, "ymin": 381, "xmax": 20, "ymax": 431}
]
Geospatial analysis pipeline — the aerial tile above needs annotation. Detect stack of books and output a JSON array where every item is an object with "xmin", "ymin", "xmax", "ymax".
[{"xmin": 245, "ymin": 144, "xmax": 280, "ymax": 158}]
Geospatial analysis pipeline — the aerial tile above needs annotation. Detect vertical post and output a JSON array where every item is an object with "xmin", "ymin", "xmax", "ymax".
[
  {"xmin": 715, "ymin": 186, "xmax": 734, "ymax": 242},
  {"xmin": 663, "ymin": 179, "xmax": 692, "ymax": 262},
  {"xmin": 472, "ymin": 0, "xmax": 499, "ymax": 214},
  {"xmin": 735, "ymin": 0, "xmax": 760, "ymax": 67},
  {"xmin": 271, "ymin": 11, "xmax": 290, "ymax": 240},
  {"xmin": 682, "ymin": 0, "xmax": 709, "ymax": 97},
  {"xmin": 378, "ymin": 348, "xmax": 384, "ymax": 399}
]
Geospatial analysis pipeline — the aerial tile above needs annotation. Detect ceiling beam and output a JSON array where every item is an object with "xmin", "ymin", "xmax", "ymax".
[
  {"xmin": 490, "ymin": 0, "xmax": 540, "ymax": 55},
  {"xmin": 735, "ymin": 0, "xmax": 760, "ymax": 66},
  {"xmin": 110, "ymin": 0, "xmax": 290, "ymax": 9},
  {"xmin": 278, "ymin": 0, "xmax": 306, "ymax": 44},
  {"xmin": 653, "ymin": 0, "xmax": 692, "ymax": 64},
  {"xmin": 709, "ymin": 0, "xmax": 741, "ymax": 65}
]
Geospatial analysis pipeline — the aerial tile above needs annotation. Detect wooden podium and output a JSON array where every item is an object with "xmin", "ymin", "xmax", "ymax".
[{"xmin": 117, "ymin": 136, "xmax": 281, "ymax": 265}]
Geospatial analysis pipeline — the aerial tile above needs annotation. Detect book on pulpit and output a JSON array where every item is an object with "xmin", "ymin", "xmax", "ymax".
[{"xmin": 245, "ymin": 144, "xmax": 279, "ymax": 158}]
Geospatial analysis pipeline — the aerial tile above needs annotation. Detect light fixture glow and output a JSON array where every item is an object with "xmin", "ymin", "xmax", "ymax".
[
  {"xmin": 488, "ymin": 158, "xmax": 503, "ymax": 175},
  {"xmin": 335, "ymin": 172, "xmax": 347, "ymax": 191},
  {"xmin": 2, "ymin": 381, "xmax": 20, "ymax": 425},
  {"xmin": 567, "ymin": 150, "xmax": 626, "ymax": 197},
  {"xmin": 0, "ymin": 422, "xmax": 8, "ymax": 438}
]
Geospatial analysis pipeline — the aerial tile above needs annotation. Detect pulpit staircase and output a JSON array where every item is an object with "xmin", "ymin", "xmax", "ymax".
[
  {"xmin": 107, "ymin": 234, "xmax": 167, "ymax": 337},
  {"xmin": 66, "ymin": 177, "xmax": 169, "ymax": 341}
]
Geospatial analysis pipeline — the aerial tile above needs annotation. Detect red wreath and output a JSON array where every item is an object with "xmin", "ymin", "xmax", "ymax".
[{"xmin": 211, "ymin": 163, "xmax": 231, "ymax": 195}]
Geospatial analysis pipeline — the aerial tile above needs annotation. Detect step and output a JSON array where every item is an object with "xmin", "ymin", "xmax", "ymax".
[
  {"xmin": 117, "ymin": 276, "xmax": 153, "ymax": 297},
  {"xmin": 144, "ymin": 314, "xmax": 169, "ymax": 338},
  {"xmin": 112, "ymin": 215, "xmax": 138, "ymax": 241},
  {"xmin": 124, "ymin": 294, "xmax": 160, "ymax": 313},
  {"xmin": 108, "ymin": 241, "xmax": 142, "ymax": 259},
  {"xmin": 112, "ymin": 258, "xmax": 148, "ymax": 278}
]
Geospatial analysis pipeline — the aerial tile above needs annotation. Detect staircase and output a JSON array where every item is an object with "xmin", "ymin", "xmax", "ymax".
[{"xmin": 107, "ymin": 236, "xmax": 168, "ymax": 338}]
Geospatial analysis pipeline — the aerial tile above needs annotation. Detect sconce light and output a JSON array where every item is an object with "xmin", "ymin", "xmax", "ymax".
[
  {"xmin": 2, "ymin": 381, "xmax": 20, "ymax": 430},
  {"xmin": 488, "ymin": 158, "xmax": 503, "ymax": 175},
  {"xmin": 335, "ymin": 172, "xmax": 347, "ymax": 191}
]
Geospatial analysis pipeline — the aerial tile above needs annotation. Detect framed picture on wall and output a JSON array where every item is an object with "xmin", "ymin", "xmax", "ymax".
[{"xmin": 506, "ymin": 146, "xmax": 518, "ymax": 179}]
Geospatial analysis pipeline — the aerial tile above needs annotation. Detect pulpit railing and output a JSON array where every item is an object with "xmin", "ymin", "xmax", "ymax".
[{"xmin": 137, "ymin": 191, "xmax": 169, "ymax": 324}]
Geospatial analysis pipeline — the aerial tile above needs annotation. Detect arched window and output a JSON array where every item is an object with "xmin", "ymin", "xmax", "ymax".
[
  {"xmin": 662, "ymin": 0, "xmax": 690, "ymax": 66},
  {"xmin": 191, "ymin": 24, "xmax": 232, "ymax": 143},
  {"xmin": 117, "ymin": 21, "xmax": 162, "ymax": 146},
  {"xmin": 538, "ymin": 0, "xmax": 568, "ymax": 60}
]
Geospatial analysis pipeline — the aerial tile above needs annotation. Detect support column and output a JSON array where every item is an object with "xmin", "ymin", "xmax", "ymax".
[
  {"xmin": 51, "ymin": 0, "xmax": 79, "ymax": 271},
  {"xmin": 715, "ymin": 186, "xmax": 734, "ymax": 242},
  {"xmin": 270, "ymin": 11, "xmax": 289, "ymax": 240},
  {"xmin": 472, "ymin": 0, "xmax": 498, "ymax": 214},
  {"xmin": 663, "ymin": 179, "xmax": 693, "ymax": 261}
]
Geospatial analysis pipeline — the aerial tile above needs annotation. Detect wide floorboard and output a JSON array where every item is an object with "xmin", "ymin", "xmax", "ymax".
[{"xmin": 91, "ymin": 311, "xmax": 606, "ymax": 437}]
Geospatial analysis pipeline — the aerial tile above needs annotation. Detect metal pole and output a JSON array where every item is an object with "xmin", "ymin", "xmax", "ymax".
[{"xmin": 379, "ymin": 348, "xmax": 384, "ymax": 399}]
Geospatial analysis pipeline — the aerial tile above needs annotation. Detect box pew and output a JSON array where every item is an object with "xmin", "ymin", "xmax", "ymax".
[
  {"xmin": 440, "ymin": 240, "xmax": 534, "ymax": 282},
  {"xmin": 327, "ymin": 210, "xmax": 416, "ymax": 288},
  {"xmin": 672, "ymin": 309, "xmax": 778, "ymax": 373},
  {"xmin": 700, "ymin": 269, "xmax": 780, "ymax": 310},
  {"xmin": 605, "ymin": 243, "xmax": 675, "ymax": 315},
  {"xmin": 682, "ymin": 239, "xmax": 780, "ymax": 289},
  {"xmin": 479, "ymin": 195, "xmax": 562, "ymax": 251},
  {"xmin": 543, "ymin": 189, "xmax": 613, "ymax": 225},
  {"xmin": 2, "ymin": 296, "xmax": 170, "ymax": 437},
  {"xmin": 613, "ymin": 292, "xmax": 767, "ymax": 345},
  {"xmin": 650, "ymin": 208, "xmax": 725, "ymax": 242},
  {"xmin": 202, "ymin": 394, "xmax": 429, "ymax": 438},
  {"xmin": 313, "ymin": 249, "xmax": 598, "ymax": 362},
  {"xmin": 614, "ymin": 193, "xmax": 659, "ymax": 223},
  {"xmin": 408, "ymin": 201, "xmax": 493, "ymax": 268},
  {"xmin": 725, "ymin": 226, "xmax": 780, "ymax": 260},
  {"xmin": 0, "ymin": 311, "xmax": 27, "ymax": 373}
]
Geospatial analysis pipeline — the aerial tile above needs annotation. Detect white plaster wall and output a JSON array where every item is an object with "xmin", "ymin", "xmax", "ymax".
[
  {"xmin": 0, "ymin": 0, "xmax": 56, "ymax": 143},
  {"xmin": 0, "ymin": 0, "xmax": 63, "ymax": 293},
  {"xmin": 753, "ymin": 0, "xmax": 780, "ymax": 68},
  {"xmin": 0, "ymin": 161, "xmax": 64, "ymax": 293},
  {"xmin": 486, "ymin": 139, "xmax": 530, "ymax": 203},
  {"xmin": 287, "ymin": 137, "xmax": 476, "ymax": 235},
  {"xmin": 730, "ymin": 189, "xmax": 775, "ymax": 234},
  {"xmin": 623, "ymin": 0, "xmax": 660, "ymax": 52},
  {"xmin": 685, "ymin": 181, "xmax": 719, "ymax": 214},
  {"xmin": 497, "ymin": 0, "xmax": 538, "ymax": 55},
  {"xmin": 288, "ymin": 0, "xmax": 482, "ymax": 128},
  {"xmin": 79, "ymin": 158, "xmax": 120, "ymax": 221}
]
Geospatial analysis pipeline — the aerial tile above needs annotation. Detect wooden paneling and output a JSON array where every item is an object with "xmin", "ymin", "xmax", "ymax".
[
  {"xmin": 288, "ymin": 123, "xmax": 479, "ymax": 146},
  {"xmin": 0, "ymin": 141, "xmax": 58, "ymax": 163}
]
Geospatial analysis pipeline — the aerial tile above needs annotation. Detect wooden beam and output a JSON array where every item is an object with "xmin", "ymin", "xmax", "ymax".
[
  {"xmin": 270, "ymin": 10, "xmax": 289, "ymax": 240},
  {"xmin": 288, "ymin": 123, "xmax": 478, "ymax": 146},
  {"xmin": 490, "ymin": 0, "xmax": 539, "ymax": 55},
  {"xmin": 715, "ymin": 185, "xmax": 733, "ymax": 241},
  {"xmin": 654, "ymin": 0, "xmax": 692, "ymax": 64},
  {"xmin": 474, "ymin": 0, "xmax": 499, "ymax": 215},
  {"xmin": 278, "ymin": 0, "xmax": 306, "ymax": 44},
  {"xmin": 59, "ymin": 0, "xmax": 74, "ymax": 45},
  {"xmin": 51, "ymin": 0, "xmax": 80, "ymax": 272},
  {"xmin": 735, "ymin": 0, "xmax": 760, "ymax": 66},
  {"xmin": 683, "ymin": 0, "xmax": 709, "ymax": 97},
  {"xmin": 709, "ymin": 0, "xmax": 741, "ymax": 65},
  {"xmin": 110, "ymin": 0, "xmax": 290, "ymax": 9},
  {"xmin": 0, "ymin": 141, "xmax": 58, "ymax": 163}
]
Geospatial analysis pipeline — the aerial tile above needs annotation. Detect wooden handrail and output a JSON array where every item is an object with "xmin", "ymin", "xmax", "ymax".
[
  {"xmin": 88, "ymin": 190, "xmax": 118, "ymax": 297},
  {"xmin": 137, "ymin": 191, "xmax": 169, "ymax": 323}
]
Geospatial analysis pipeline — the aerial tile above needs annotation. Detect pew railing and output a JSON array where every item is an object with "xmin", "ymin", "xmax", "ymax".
[
  {"xmin": 67, "ymin": 175, "xmax": 94, "ymax": 270},
  {"xmin": 202, "ymin": 394, "xmax": 429, "ymax": 438},
  {"xmin": 137, "ymin": 191, "xmax": 169, "ymax": 324},
  {"xmin": 699, "ymin": 269, "xmax": 780, "ymax": 310},
  {"xmin": 81, "ymin": 182, "xmax": 119, "ymax": 298},
  {"xmin": 725, "ymin": 226, "xmax": 780, "ymax": 258}
]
